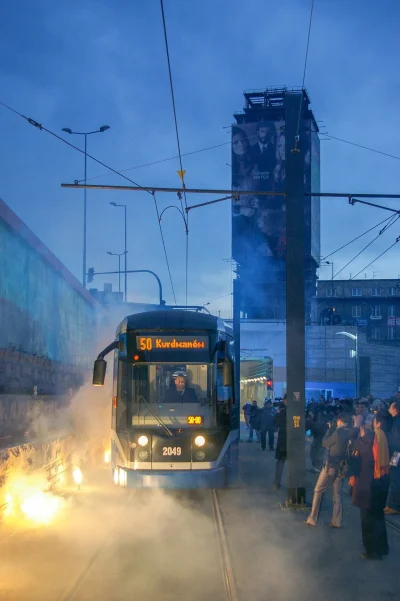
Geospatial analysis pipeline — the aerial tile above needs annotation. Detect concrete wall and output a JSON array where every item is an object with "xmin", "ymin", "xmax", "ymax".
[{"xmin": 0, "ymin": 199, "xmax": 100, "ymax": 393}]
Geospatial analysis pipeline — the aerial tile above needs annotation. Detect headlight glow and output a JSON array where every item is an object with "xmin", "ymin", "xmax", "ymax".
[
  {"xmin": 194, "ymin": 435, "xmax": 206, "ymax": 447},
  {"xmin": 138, "ymin": 435, "xmax": 149, "ymax": 447}
]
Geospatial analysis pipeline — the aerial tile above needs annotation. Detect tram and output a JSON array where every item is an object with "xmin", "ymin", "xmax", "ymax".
[{"xmin": 92, "ymin": 309, "xmax": 239, "ymax": 488}]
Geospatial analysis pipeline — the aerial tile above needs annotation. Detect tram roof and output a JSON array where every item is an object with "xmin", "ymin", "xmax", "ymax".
[{"xmin": 116, "ymin": 310, "xmax": 232, "ymax": 336}]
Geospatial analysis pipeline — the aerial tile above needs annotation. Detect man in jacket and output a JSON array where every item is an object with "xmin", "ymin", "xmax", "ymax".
[
  {"xmin": 260, "ymin": 400, "xmax": 275, "ymax": 451},
  {"xmin": 305, "ymin": 413, "xmax": 353, "ymax": 528},
  {"xmin": 247, "ymin": 400, "xmax": 261, "ymax": 442},
  {"xmin": 272, "ymin": 396, "xmax": 287, "ymax": 489},
  {"xmin": 385, "ymin": 401, "xmax": 400, "ymax": 515}
]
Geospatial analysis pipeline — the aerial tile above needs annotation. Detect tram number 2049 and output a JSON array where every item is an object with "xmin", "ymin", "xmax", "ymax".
[{"xmin": 162, "ymin": 446, "xmax": 182, "ymax": 456}]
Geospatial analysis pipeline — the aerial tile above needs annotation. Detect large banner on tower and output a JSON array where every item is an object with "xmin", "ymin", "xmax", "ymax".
[
  {"xmin": 231, "ymin": 121, "xmax": 286, "ymax": 268},
  {"xmin": 231, "ymin": 120, "xmax": 319, "ymax": 268}
]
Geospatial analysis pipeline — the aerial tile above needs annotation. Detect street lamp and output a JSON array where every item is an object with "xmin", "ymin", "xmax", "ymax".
[
  {"xmin": 110, "ymin": 202, "xmax": 127, "ymax": 302},
  {"xmin": 62, "ymin": 125, "xmax": 110, "ymax": 287},
  {"xmin": 336, "ymin": 331, "xmax": 358, "ymax": 398},
  {"xmin": 106, "ymin": 251, "xmax": 125, "ymax": 293}
]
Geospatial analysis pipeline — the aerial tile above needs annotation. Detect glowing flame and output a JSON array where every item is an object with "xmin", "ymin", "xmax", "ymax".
[
  {"xmin": 4, "ymin": 493, "xmax": 14, "ymax": 517},
  {"xmin": 104, "ymin": 450, "xmax": 111, "ymax": 464},
  {"xmin": 20, "ymin": 491, "xmax": 61, "ymax": 524},
  {"xmin": 72, "ymin": 467, "xmax": 83, "ymax": 486}
]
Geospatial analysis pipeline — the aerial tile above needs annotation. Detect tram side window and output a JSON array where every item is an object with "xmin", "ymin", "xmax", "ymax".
[
  {"xmin": 117, "ymin": 361, "xmax": 130, "ymax": 430},
  {"xmin": 216, "ymin": 361, "xmax": 232, "ymax": 428}
]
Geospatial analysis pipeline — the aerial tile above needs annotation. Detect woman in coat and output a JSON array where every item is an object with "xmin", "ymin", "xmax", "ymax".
[{"xmin": 352, "ymin": 414, "xmax": 390, "ymax": 559}]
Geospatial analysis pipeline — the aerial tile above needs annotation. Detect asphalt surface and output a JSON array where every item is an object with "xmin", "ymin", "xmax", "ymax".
[{"xmin": 0, "ymin": 426, "xmax": 399, "ymax": 601}]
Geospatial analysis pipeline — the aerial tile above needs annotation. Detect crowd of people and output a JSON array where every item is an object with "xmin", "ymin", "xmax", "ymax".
[{"xmin": 242, "ymin": 393, "xmax": 400, "ymax": 560}]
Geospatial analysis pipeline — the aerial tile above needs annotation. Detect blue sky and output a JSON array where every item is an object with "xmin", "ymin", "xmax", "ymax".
[{"xmin": 1, "ymin": 0, "xmax": 400, "ymax": 317}]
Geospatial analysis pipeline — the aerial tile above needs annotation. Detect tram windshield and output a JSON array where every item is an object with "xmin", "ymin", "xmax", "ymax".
[{"xmin": 118, "ymin": 362, "xmax": 214, "ymax": 428}]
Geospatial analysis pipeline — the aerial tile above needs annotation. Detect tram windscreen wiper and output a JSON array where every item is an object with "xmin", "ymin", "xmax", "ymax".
[{"xmin": 138, "ymin": 396, "xmax": 173, "ymax": 437}]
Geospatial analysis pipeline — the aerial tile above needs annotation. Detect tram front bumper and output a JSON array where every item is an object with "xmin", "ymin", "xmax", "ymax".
[{"xmin": 125, "ymin": 466, "xmax": 227, "ymax": 489}]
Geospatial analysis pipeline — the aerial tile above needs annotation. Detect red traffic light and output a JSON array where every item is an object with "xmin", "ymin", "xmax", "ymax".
[{"xmin": 266, "ymin": 379, "xmax": 273, "ymax": 390}]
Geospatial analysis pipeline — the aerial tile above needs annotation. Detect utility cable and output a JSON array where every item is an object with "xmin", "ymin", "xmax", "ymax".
[
  {"xmin": 320, "ymin": 132, "xmax": 400, "ymax": 162},
  {"xmin": 321, "ymin": 213, "xmax": 395, "ymax": 261},
  {"xmin": 318, "ymin": 215, "xmax": 399, "ymax": 295},
  {"xmin": 351, "ymin": 236, "xmax": 400, "ymax": 280},
  {"xmin": 0, "ymin": 98, "xmax": 178, "ymax": 304},
  {"xmin": 294, "ymin": 0, "xmax": 315, "ymax": 147}
]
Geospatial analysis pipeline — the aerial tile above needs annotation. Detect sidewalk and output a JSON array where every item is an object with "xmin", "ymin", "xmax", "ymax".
[{"xmin": 220, "ymin": 423, "xmax": 400, "ymax": 601}]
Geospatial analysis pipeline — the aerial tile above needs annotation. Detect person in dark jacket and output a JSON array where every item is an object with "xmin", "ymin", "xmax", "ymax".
[
  {"xmin": 272, "ymin": 396, "xmax": 287, "ymax": 489},
  {"xmin": 385, "ymin": 401, "xmax": 400, "ymax": 515},
  {"xmin": 260, "ymin": 400, "xmax": 275, "ymax": 451},
  {"xmin": 306, "ymin": 409, "xmax": 328, "ymax": 472},
  {"xmin": 305, "ymin": 413, "xmax": 354, "ymax": 528},
  {"xmin": 247, "ymin": 400, "xmax": 261, "ymax": 442},
  {"xmin": 352, "ymin": 416, "xmax": 390, "ymax": 559}
]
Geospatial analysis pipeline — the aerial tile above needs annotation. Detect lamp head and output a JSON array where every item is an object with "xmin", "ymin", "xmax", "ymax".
[
  {"xmin": 99, "ymin": 125, "xmax": 110, "ymax": 132},
  {"xmin": 110, "ymin": 202, "xmax": 117, "ymax": 207},
  {"xmin": 62, "ymin": 128, "xmax": 72, "ymax": 134}
]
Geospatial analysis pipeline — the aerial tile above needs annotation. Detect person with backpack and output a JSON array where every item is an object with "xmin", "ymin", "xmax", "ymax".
[{"xmin": 305, "ymin": 413, "xmax": 354, "ymax": 529}]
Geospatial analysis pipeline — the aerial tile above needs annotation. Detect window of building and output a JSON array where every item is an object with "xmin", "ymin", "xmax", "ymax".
[
  {"xmin": 388, "ymin": 287, "xmax": 397, "ymax": 296},
  {"xmin": 372, "ymin": 287, "xmax": 380, "ymax": 296},
  {"xmin": 388, "ymin": 327, "xmax": 395, "ymax": 340},
  {"xmin": 371, "ymin": 305, "xmax": 381, "ymax": 317},
  {"xmin": 326, "ymin": 288, "xmax": 337, "ymax": 297},
  {"xmin": 371, "ymin": 327, "xmax": 381, "ymax": 340},
  {"xmin": 352, "ymin": 288, "xmax": 362, "ymax": 296},
  {"xmin": 388, "ymin": 305, "xmax": 395, "ymax": 317},
  {"xmin": 352, "ymin": 305, "xmax": 361, "ymax": 318}
]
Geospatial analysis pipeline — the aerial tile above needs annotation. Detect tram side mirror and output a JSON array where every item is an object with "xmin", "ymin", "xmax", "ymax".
[
  {"xmin": 93, "ymin": 359, "xmax": 107, "ymax": 386},
  {"xmin": 222, "ymin": 358, "xmax": 233, "ymax": 387}
]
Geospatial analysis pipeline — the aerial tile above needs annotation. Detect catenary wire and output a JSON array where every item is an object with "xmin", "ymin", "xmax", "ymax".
[
  {"xmin": 79, "ymin": 128, "xmax": 397, "ymax": 185},
  {"xmin": 321, "ymin": 214, "xmax": 395, "ymax": 261},
  {"xmin": 0, "ymin": 99, "xmax": 178, "ymax": 304},
  {"xmin": 351, "ymin": 236, "xmax": 400, "ymax": 280},
  {"xmin": 159, "ymin": 0, "xmax": 189, "ymax": 306},
  {"xmin": 159, "ymin": 0, "xmax": 187, "ymax": 212},
  {"xmin": 320, "ymin": 132, "xmax": 400, "ymax": 161},
  {"xmin": 317, "ymin": 215, "xmax": 400, "ymax": 295},
  {"xmin": 294, "ymin": 0, "xmax": 315, "ymax": 144}
]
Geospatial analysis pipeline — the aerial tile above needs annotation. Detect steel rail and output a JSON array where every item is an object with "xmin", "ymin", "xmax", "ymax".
[{"xmin": 210, "ymin": 488, "xmax": 239, "ymax": 601}]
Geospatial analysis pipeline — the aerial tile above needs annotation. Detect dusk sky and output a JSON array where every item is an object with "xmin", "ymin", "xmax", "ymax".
[{"xmin": 1, "ymin": 0, "xmax": 400, "ymax": 317}]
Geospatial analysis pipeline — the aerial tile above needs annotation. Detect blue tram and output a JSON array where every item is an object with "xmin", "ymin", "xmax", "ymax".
[{"xmin": 92, "ymin": 310, "xmax": 239, "ymax": 488}]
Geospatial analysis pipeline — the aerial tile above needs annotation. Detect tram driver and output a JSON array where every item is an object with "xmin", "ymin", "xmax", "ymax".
[{"xmin": 163, "ymin": 373, "xmax": 198, "ymax": 404}]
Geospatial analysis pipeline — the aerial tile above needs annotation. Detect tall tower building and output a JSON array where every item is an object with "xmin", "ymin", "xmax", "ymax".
[{"xmin": 231, "ymin": 87, "xmax": 320, "ymax": 320}]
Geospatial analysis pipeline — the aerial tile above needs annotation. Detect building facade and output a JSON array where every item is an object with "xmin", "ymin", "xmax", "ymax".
[
  {"xmin": 231, "ymin": 87, "xmax": 320, "ymax": 319},
  {"xmin": 312, "ymin": 279, "xmax": 400, "ymax": 343},
  {"xmin": 0, "ymin": 198, "xmax": 98, "ymax": 393},
  {"xmin": 228, "ymin": 320, "xmax": 400, "ymax": 400}
]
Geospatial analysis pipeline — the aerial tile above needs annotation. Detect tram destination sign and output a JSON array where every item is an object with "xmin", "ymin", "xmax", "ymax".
[{"xmin": 136, "ymin": 335, "xmax": 209, "ymax": 352}]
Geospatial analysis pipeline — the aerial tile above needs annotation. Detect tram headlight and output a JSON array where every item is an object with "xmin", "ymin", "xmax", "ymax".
[
  {"xmin": 194, "ymin": 435, "xmax": 205, "ymax": 447},
  {"xmin": 138, "ymin": 435, "xmax": 149, "ymax": 447},
  {"xmin": 195, "ymin": 451, "xmax": 206, "ymax": 460},
  {"xmin": 138, "ymin": 450, "xmax": 149, "ymax": 461}
]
